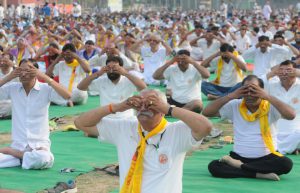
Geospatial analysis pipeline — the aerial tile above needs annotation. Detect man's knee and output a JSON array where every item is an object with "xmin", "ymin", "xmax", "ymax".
[
  {"xmin": 22, "ymin": 150, "xmax": 54, "ymax": 170},
  {"xmin": 208, "ymin": 160, "xmax": 223, "ymax": 177},
  {"xmin": 278, "ymin": 156, "xmax": 293, "ymax": 174}
]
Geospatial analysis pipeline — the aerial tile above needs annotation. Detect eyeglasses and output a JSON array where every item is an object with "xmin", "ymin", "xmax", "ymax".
[{"xmin": 147, "ymin": 39, "xmax": 159, "ymax": 43}]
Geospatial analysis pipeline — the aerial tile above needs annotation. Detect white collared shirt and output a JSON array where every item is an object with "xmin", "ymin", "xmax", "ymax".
[
  {"xmin": 266, "ymin": 79, "xmax": 300, "ymax": 135},
  {"xmin": 243, "ymin": 44, "xmax": 289, "ymax": 78},
  {"xmin": 211, "ymin": 55, "xmax": 245, "ymax": 87},
  {"xmin": 97, "ymin": 117, "xmax": 201, "ymax": 193},
  {"xmin": 93, "ymin": 75, "xmax": 137, "ymax": 118},
  {"xmin": 197, "ymin": 39, "xmax": 221, "ymax": 60},
  {"xmin": 53, "ymin": 61, "xmax": 86, "ymax": 91},
  {"xmin": 89, "ymin": 53, "xmax": 134, "ymax": 69},
  {"xmin": 163, "ymin": 64, "xmax": 202, "ymax": 103},
  {"xmin": 0, "ymin": 81, "xmax": 54, "ymax": 150}
]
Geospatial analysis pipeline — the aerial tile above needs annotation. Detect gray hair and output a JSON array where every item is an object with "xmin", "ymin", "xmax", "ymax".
[{"xmin": 140, "ymin": 88, "xmax": 167, "ymax": 104}]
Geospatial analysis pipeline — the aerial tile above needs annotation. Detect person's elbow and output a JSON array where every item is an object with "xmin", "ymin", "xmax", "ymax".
[
  {"xmin": 152, "ymin": 73, "xmax": 163, "ymax": 80},
  {"xmin": 63, "ymin": 91, "xmax": 72, "ymax": 100},
  {"xmin": 193, "ymin": 119, "xmax": 213, "ymax": 140},
  {"xmin": 138, "ymin": 82, "xmax": 147, "ymax": 91},
  {"xmin": 202, "ymin": 71, "xmax": 210, "ymax": 79},
  {"xmin": 283, "ymin": 109, "xmax": 296, "ymax": 120}
]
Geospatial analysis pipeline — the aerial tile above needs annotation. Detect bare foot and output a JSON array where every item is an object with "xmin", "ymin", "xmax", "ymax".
[
  {"xmin": 67, "ymin": 101, "xmax": 74, "ymax": 107},
  {"xmin": 256, "ymin": 173, "xmax": 280, "ymax": 181},
  {"xmin": 220, "ymin": 155, "xmax": 243, "ymax": 169},
  {"xmin": 207, "ymin": 94, "xmax": 220, "ymax": 100}
]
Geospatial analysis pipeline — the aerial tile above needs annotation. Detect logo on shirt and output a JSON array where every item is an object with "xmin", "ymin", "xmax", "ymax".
[{"xmin": 159, "ymin": 154, "xmax": 168, "ymax": 164}]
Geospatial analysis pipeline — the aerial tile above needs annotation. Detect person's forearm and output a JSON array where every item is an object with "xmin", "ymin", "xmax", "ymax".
[
  {"xmin": 190, "ymin": 37, "xmax": 201, "ymax": 46},
  {"xmin": 75, "ymin": 102, "xmax": 127, "ymax": 128},
  {"xmin": 202, "ymin": 95, "xmax": 232, "ymax": 117},
  {"xmin": 267, "ymin": 95, "xmax": 295, "ymax": 120},
  {"xmin": 40, "ymin": 73, "xmax": 71, "ymax": 99},
  {"xmin": 124, "ymin": 72, "xmax": 147, "ymax": 91},
  {"xmin": 161, "ymin": 41, "xmax": 173, "ymax": 55},
  {"xmin": 231, "ymin": 56, "xmax": 247, "ymax": 71},
  {"xmin": 77, "ymin": 74, "xmax": 97, "ymax": 91},
  {"xmin": 201, "ymin": 54, "xmax": 217, "ymax": 67},
  {"xmin": 0, "ymin": 73, "xmax": 15, "ymax": 87},
  {"xmin": 287, "ymin": 43, "xmax": 300, "ymax": 56},
  {"xmin": 153, "ymin": 62, "xmax": 171, "ymax": 80},
  {"xmin": 76, "ymin": 57, "xmax": 90, "ymax": 73},
  {"xmin": 171, "ymin": 107, "xmax": 212, "ymax": 140},
  {"xmin": 191, "ymin": 61, "xmax": 210, "ymax": 79}
]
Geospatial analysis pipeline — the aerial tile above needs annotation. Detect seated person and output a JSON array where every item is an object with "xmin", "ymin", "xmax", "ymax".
[
  {"xmin": 201, "ymin": 43, "xmax": 247, "ymax": 100},
  {"xmin": 0, "ymin": 59, "xmax": 71, "ymax": 169},
  {"xmin": 0, "ymin": 53, "xmax": 16, "ymax": 119},
  {"xmin": 266, "ymin": 60, "xmax": 300, "ymax": 154},
  {"xmin": 77, "ymin": 55, "xmax": 146, "ymax": 120},
  {"xmin": 202, "ymin": 75, "xmax": 294, "ymax": 181},
  {"xmin": 46, "ymin": 43, "xmax": 90, "ymax": 106},
  {"xmin": 153, "ymin": 49, "xmax": 210, "ymax": 112}
]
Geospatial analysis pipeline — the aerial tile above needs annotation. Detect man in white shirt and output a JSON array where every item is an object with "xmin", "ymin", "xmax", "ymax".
[
  {"xmin": 203, "ymin": 75, "xmax": 294, "ymax": 181},
  {"xmin": 201, "ymin": 43, "xmax": 247, "ymax": 100},
  {"xmin": 52, "ymin": 2, "xmax": 60, "ymax": 21},
  {"xmin": 220, "ymin": 0, "xmax": 228, "ymax": 18},
  {"xmin": 186, "ymin": 24, "xmax": 204, "ymax": 61},
  {"xmin": 235, "ymin": 24, "xmax": 251, "ymax": 54},
  {"xmin": 266, "ymin": 60, "xmax": 300, "ymax": 154},
  {"xmin": 243, "ymin": 35, "xmax": 289, "ymax": 78},
  {"xmin": 130, "ymin": 35, "xmax": 172, "ymax": 85},
  {"xmin": 0, "ymin": 59, "xmax": 71, "ymax": 169},
  {"xmin": 263, "ymin": 1, "xmax": 272, "ymax": 20},
  {"xmin": 46, "ymin": 43, "xmax": 90, "ymax": 107},
  {"xmin": 72, "ymin": 2, "xmax": 81, "ymax": 19},
  {"xmin": 77, "ymin": 55, "xmax": 146, "ymax": 123},
  {"xmin": 272, "ymin": 34, "xmax": 299, "ymax": 64},
  {"xmin": 74, "ymin": 89, "xmax": 212, "ymax": 193},
  {"xmin": 258, "ymin": 24, "xmax": 273, "ymax": 40},
  {"xmin": 0, "ymin": 54, "xmax": 16, "ymax": 119},
  {"xmin": 0, "ymin": 4, "xmax": 4, "ymax": 21},
  {"xmin": 153, "ymin": 49, "xmax": 210, "ymax": 112}
]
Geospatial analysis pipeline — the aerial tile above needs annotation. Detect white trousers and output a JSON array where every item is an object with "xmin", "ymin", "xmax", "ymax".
[
  {"xmin": 50, "ymin": 88, "xmax": 88, "ymax": 106},
  {"xmin": 0, "ymin": 100, "xmax": 12, "ymax": 118},
  {"xmin": 277, "ymin": 132, "xmax": 300, "ymax": 154},
  {"xmin": 0, "ymin": 149, "xmax": 54, "ymax": 169}
]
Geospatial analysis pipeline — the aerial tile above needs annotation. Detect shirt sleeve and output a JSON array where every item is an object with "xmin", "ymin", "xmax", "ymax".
[
  {"xmin": 219, "ymin": 99, "xmax": 236, "ymax": 121},
  {"xmin": 163, "ymin": 66, "xmax": 172, "ymax": 80},
  {"xmin": 97, "ymin": 117, "xmax": 137, "ymax": 145},
  {"xmin": 269, "ymin": 104, "xmax": 282, "ymax": 124},
  {"xmin": 168, "ymin": 121, "xmax": 203, "ymax": 153},
  {"xmin": 0, "ymin": 84, "xmax": 11, "ymax": 100},
  {"xmin": 53, "ymin": 61, "xmax": 61, "ymax": 77}
]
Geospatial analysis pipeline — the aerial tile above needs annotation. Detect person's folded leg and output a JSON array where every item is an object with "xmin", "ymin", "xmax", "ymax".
[{"xmin": 0, "ymin": 153, "xmax": 21, "ymax": 168}]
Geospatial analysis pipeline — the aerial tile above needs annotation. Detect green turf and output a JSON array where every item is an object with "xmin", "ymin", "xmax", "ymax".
[{"xmin": 0, "ymin": 131, "xmax": 118, "ymax": 193}]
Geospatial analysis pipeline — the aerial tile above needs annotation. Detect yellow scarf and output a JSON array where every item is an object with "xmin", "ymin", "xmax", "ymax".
[
  {"xmin": 17, "ymin": 49, "xmax": 24, "ymax": 66},
  {"xmin": 164, "ymin": 34, "xmax": 177, "ymax": 48},
  {"xmin": 66, "ymin": 59, "xmax": 80, "ymax": 91},
  {"xmin": 121, "ymin": 118, "xmax": 168, "ymax": 193},
  {"xmin": 214, "ymin": 51, "xmax": 243, "ymax": 85},
  {"xmin": 239, "ymin": 99, "xmax": 283, "ymax": 157}
]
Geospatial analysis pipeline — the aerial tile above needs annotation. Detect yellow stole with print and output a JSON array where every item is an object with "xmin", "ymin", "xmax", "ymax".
[
  {"xmin": 164, "ymin": 34, "xmax": 177, "ymax": 48},
  {"xmin": 66, "ymin": 59, "xmax": 80, "ymax": 92},
  {"xmin": 214, "ymin": 51, "xmax": 243, "ymax": 85},
  {"xmin": 120, "ymin": 118, "xmax": 168, "ymax": 193},
  {"xmin": 239, "ymin": 99, "xmax": 283, "ymax": 157}
]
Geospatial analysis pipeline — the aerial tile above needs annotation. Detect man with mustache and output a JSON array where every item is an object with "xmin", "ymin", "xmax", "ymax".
[
  {"xmin": 265, "ymin": 60, "xmax": 300, "ymax": 155},
  {"xmin": 153, "ymin": 49, "xmax": 210, "ymax": 112},
  {"xmin": 201, "ymin": 43, "xmax": 247, "ymax": 100},
  {"xmin": 46, "ymin": 43, "xmax": 90, "ymax": 107},
  {"xmin": 74, "ymin": 89, "xmax": 212, "ymax": 193},
  {"xmin": 203, "ymin": 75, "xmax": 295, "ymax": 181},
  {"xmin": 77, "ymin": 56, "xmax": 146, "ymax": 136},
  {"xmin": 0, "ymin": 59, "xmax": 71, "ymax": 169}
]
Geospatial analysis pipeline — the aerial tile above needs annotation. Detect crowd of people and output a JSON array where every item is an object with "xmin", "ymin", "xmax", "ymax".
[{"xmin": 1, "ymin": 0, "xmax": 300, "ymax": 192}]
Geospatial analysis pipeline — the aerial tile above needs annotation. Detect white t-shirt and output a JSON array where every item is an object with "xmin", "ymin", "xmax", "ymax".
[
  {"xmin": 235, "ymin": 34, "xmax": 251, "ymax": 54},
  {"xmin": 219, "ymin": 99, "xmax": 281, "ymax": 158},
  {"xmin": 211, "ymin": 55, "xmax": 245, "ymax": 87},
  {"xmin": 53, "ymin": 61, "xmax": 87, "ymax": 91},
  {"xmin": 89, "ymin": 53, "xmax": 134, "ymax": 70},
  {"xmin": 141, "ymin": 46, "xmax": 167, "ymax": 84},
  {"xmin": 93, "ymin": 75, "xmax": 137, "ymax": 118},
  {"xmin": 267, "ymin": 79, "xmax": 300, "ymax": 135},
  {"xmin": 163, "ymin": 64, "xmax": 202, "ymax": 103},
  {"xmin": 97, "ymin": 118, "xmax": 201, "ymax": 193}
]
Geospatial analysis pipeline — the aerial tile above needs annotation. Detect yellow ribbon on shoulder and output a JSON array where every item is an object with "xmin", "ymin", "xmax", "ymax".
[
  {"xmin": 214, "ymin": 51, "xmax": 243, "ymax": 85},
  {"xmin": 66, "ymin": 59, "xmax": 80, "ymax": 92},
  {"xmin": 120, "ymin": 117, "xmax": 168, "ymax": 193},
  {"xmin": 17, "ymin": 49, "xmax": 24, "ymax": 66},
  {"xmin": 164, "ymin": 34, "xmax": 177, "ymax": 48},
  {"xmin": 239, "ymin": 99, "xmax": 283, "ymax": 157}
]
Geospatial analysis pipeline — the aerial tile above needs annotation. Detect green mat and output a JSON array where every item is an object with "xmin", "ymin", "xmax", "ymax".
[{"xmin": 0, "ymin": 131, "xmax": 118, "ymax": 193}]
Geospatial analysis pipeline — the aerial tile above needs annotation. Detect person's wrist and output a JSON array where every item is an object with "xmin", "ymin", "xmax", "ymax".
[{"xmin": 47, "ymin": 78, "xmax": 54, "ymax": 86}]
